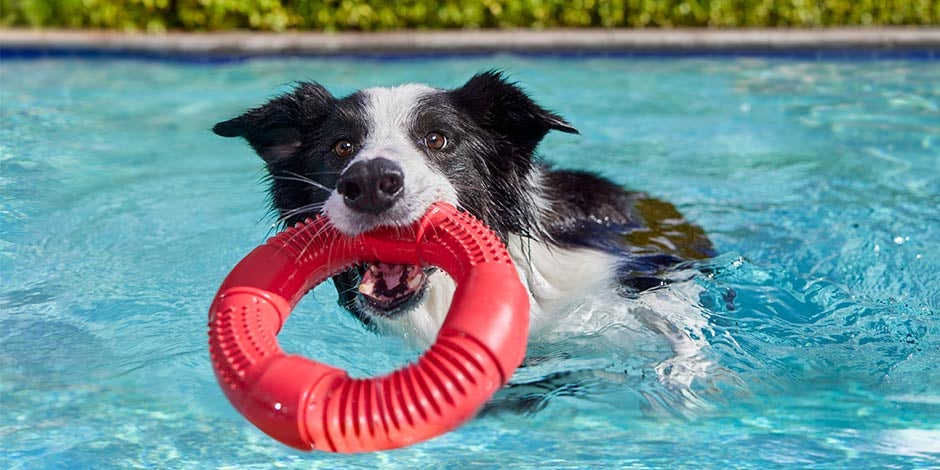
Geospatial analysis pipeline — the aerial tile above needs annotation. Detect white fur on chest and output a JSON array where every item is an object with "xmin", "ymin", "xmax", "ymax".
[{"xmin": 368, "ymin": 236, "xmax": 618, "ymax": 347}]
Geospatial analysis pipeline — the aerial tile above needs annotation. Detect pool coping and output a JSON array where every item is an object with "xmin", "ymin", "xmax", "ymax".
[{"xmin": 2, "ymin": 27, "xmax": 939, "ymax": 56}]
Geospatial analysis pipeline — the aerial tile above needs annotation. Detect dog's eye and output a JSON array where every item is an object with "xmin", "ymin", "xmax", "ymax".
[
  {"xmin": 425, "ymin": 132, "xmax": 447, "ymax": 150},
  {"xmin": 333, "ymin": 140, "xmax": 354, "ymax": 158}
]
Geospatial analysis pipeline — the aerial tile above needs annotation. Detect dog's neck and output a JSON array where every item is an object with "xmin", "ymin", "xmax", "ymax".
[{"xmin": 368, "ymin": 231, "xmax": 617, "ymax": 348}]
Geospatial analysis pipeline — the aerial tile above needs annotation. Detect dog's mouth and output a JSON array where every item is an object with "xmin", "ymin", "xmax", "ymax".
[{"xmin": 356, "ymin": 262, "xmax": 431, "ymax": 317}]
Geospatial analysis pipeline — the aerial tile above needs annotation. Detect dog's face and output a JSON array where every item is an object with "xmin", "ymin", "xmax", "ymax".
[{"xmin": 215, "ymin": 71, "xmax": 576, "ymax": 322}]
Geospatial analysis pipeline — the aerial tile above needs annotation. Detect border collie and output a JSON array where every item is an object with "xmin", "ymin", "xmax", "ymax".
[{"xmin": 214, "ymin": 71, "xmax": 716, "ymax": 398}]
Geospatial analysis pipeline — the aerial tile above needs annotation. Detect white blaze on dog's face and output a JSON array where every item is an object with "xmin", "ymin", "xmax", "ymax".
[
  {"xmin": 322, "ymin": 84, "xmax": 458, "ymax": 235},
  {"xmin": 316, "ymin": 85, "xmax": 462, "ymax": 339}
]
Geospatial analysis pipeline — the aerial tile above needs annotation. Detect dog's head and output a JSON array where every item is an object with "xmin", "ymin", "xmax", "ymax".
[{"xmin": 214, "ymin": 71, "xmax": 577, "ymax": 324}]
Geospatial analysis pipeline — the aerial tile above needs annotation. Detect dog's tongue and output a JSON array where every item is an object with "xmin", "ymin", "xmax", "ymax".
[{"xmin": 359, "ymin": 262, "xmax": 424, "ymax": 299}]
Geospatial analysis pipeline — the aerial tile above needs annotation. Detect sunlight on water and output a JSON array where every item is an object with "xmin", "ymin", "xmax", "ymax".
[{"xmin": 1, "ymin": 54, "xmax": 938, "ymax": 468}]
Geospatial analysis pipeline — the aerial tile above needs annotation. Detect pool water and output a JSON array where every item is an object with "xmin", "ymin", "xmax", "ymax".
[{"xmin": 1, "ymin": 53, "xmax": 938, "ymax": 468}]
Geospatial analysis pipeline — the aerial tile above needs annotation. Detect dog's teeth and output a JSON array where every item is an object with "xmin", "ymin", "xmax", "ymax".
[
  {"xmin": 359, "ymin": 281, "xmax": 374, "ymax": 296},
  {"xmin": 359, "ymin": 271, "xmax": 377, "ymax": 296},
  {"xmin": 358, "ymin": 262, "xmax": 426, "ymax": 309},
  {"xmin": 406, "ymin": 273, "xmax": 422, "ymax": 290}
]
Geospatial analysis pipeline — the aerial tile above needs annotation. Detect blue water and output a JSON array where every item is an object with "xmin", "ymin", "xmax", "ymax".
[{"xmin": 1, "ymin": 53, "xmax": 938, "ymax": 468}]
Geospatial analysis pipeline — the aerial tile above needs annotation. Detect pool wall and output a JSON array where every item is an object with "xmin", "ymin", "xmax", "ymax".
[{"xmin": 1, "ymin": 27, "xmax": 939, "ymax": 61}]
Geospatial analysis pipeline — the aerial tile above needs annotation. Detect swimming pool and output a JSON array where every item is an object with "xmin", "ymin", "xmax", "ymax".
[{"xmin": 1, "ymin": 52, "xmax": 938, "ymax": 468}]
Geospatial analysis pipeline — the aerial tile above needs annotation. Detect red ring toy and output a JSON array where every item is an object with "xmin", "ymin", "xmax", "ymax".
[{"xmin": 208, "ymin": 202, "xmax": 529, "ymax": 452}]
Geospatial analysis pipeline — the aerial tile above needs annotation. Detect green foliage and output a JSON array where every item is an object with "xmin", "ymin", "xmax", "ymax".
[{"xmin": 2, "ymin": 0, "xmax": 938, "ymax": 31}]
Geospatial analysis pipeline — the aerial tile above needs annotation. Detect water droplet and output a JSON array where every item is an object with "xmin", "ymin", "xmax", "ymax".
[{"xmin": 893, "ymin": 236, "xmax": 905, "ymax": 245}]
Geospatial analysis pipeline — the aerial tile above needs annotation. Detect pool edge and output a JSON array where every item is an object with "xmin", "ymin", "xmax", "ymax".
[{"xmin": 2, "ymin": 27, "xmax": 939, "ymax": 57}]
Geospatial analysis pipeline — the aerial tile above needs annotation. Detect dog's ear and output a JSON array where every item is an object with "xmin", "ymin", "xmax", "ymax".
[
  {"xmin": 213, "ymin": 82, "xmax": 335, "ymax": 163},
  {"xmin": 451, "ymin": 70, "xmax": 578, "ymax": 153}
]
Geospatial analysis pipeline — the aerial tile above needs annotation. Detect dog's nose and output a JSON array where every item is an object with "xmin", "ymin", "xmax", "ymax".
[{"xmin": 336, "ymin": 158, "xmax": 404, "ymax": 214}]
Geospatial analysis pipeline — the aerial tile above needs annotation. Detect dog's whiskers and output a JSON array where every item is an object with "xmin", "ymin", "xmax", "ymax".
[
  {"xmin": 272, "ymin": 176, "xmax": 333, "ymax": 193},
  {"xmin": 274, "ymin": 170, "xmax": 334, "ymax": 193},
  {"xmin": 274, "ymin": 202, "xmax": 326, "ymax": 226}
]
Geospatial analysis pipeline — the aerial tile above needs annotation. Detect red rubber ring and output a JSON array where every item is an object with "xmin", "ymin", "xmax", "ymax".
[{"xmin": 208, "ymin": 202, "xmax": 529, "ymax": 452}]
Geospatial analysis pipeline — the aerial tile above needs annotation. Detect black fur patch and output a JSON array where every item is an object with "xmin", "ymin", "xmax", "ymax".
[{"xmin": 214, "ymin": 83, "xmax": 370, "ymax": 226}]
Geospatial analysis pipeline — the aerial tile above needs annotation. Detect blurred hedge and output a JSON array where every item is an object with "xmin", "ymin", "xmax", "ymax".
[{"xmin": 2, "ymin": 0, "xmax": 938, "ymax": 32}]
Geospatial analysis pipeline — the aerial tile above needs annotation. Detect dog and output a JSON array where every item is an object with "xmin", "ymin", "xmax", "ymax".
[{"xmin": 214, "ymin": 71, "xmax": 717, "ymax": 409}]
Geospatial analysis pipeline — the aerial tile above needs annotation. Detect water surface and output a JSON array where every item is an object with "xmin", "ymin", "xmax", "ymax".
[{"xmin": 1, "ymin": 54, "xmax": 938, "ymax": 468}]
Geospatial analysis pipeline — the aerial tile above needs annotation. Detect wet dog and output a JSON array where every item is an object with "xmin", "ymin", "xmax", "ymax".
[{"xmin": 214, "ymin": 71, "xmax": 716, "ymax": 406}]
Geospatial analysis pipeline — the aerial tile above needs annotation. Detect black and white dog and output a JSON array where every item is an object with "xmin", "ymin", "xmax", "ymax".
[{"xmin": 214, "ymin": 71, "xmax": 716, "ymax": 393}]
